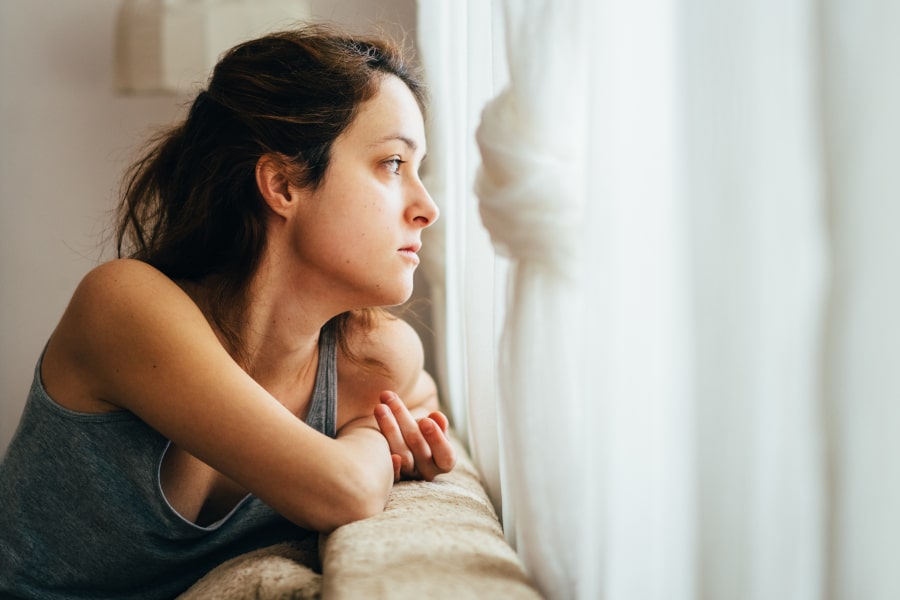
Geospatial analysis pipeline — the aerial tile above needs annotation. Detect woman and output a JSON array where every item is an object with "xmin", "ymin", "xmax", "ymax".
[{"xmin": 0, "ymin": 24, "xmax": 455, "ymax": 599}]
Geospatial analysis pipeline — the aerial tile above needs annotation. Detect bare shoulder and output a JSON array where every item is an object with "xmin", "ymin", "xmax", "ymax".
[
  {"xmin": 43, "ymin": 259, "xmax": 214, "ymax": 412},
  {"xmin": 54, "ymin": 258, "xmax": 209, "ymax": 346},
  {"xmin": 338, "ymin": 311, "xmax": 425, "ymax": 388},
  {"xmin": 358, "ymin": 312, "xmax": 426, "ymax": 369},
  {"xmin": 337, "ymin": 311, "xmax": 438, "ymax": 424},
  {"xmin": 70, "ymin": 258, "xmax": 194, "ymax": 308}
]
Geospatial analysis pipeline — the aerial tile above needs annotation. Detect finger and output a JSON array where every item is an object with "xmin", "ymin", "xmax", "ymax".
[
  {"xmin": 417, "ymin": 418, "xmax": 457, "ymax": 480},
  {"xmin": 391, "ymin": 454, "xmax": 402, "ymax": 482},
  {"xmin": 427, "ymin": 411, "xmax": 450, "ymax": 433},
  {"xmin": 374, "ymin": 402, "xmax": 414, "ymax": 471},
  {"xmin": 382, "ymin": 392, "xmax": 432, "ymax": 472}
]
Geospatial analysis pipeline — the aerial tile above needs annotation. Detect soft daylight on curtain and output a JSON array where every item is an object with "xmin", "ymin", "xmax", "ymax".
[{"xmin": 417, "ymin": 0, "xmax": 900, "ymax": 599}]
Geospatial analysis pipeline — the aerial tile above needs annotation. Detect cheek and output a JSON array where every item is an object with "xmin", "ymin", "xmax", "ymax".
[
  {"xmin": 308, "ymin": 179, "xmax": 395, "ymax": 256},
  {"xmin": 350, "ymin": 202, "xmax": 391, "ymax": 238}
]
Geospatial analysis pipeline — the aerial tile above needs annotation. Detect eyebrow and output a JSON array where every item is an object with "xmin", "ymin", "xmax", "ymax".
[
  {"xmin": 371, "ymin": 134, "xmax": 420, "ymax": 152},
  {"xmin": 371, "ymin": 134, "xmax": 428, "ymax": 166}
]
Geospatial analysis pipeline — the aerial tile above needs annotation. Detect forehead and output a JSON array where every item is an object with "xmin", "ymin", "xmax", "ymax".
[{"xmin": 337, "ymin": 75, "xmax": 426, "ymax": 154}]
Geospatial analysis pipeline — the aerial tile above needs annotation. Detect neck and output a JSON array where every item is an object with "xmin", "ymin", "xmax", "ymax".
[{"xmin": 184, "ymin": 267, "xmax": 336, "ymax": 400}]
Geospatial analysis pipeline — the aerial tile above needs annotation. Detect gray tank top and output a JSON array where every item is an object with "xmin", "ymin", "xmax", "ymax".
[{"xmin": 0, "ymin": 322, "xmax": 338, "ymax": 600}]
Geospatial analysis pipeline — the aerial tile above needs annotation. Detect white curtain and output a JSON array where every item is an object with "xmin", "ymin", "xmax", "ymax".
[
  {"xmin": 417, "ymin": 0, "xmax": 900, "ymax": 599},
  {"xmin": 474, "ymin": 0, "xmax": 588, "ymax": 594},
  {"xmin": 416, "ymin": 0, "xmax": 506, "ymax": 510}
]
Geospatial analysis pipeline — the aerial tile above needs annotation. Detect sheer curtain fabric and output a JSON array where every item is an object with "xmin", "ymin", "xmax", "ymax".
[{"xmin": 416, "ymin": 0, "xmax": 900, "ymax": 599}]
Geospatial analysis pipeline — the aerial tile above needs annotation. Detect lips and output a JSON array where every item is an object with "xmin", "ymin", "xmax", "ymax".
[{"xmin": 398, "ymin": 242, "xmax": 421, "ymax": 265}]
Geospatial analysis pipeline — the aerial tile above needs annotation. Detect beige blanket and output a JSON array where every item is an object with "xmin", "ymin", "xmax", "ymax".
[{"xmin": 179, "ymin": 434, "xmax": 542, "ymax": 599}]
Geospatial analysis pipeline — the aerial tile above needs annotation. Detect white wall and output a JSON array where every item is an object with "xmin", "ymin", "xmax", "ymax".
[{"xmin": 0, "ymin": 0, "xmax": 418, "ymax": 454}]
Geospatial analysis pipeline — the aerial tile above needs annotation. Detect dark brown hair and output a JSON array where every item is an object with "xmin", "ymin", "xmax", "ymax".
[{"xmin": 116, "ymin": 24, "xmax": 426, "ymax": 365}]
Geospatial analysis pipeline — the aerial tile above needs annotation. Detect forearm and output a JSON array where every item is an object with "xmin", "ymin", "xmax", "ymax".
[{"xmin": 327, "ymin": 418, "xmax": 395, "ymax": 525}]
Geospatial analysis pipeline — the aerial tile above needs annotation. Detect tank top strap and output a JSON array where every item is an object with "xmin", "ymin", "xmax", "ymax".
[{"xmin": 305, "ymin": 320, "xmax": 338, "ymax": 438}]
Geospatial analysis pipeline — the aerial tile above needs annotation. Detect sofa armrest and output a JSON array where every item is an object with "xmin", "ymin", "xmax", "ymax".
[
  {"xmin": 177, "ymin": 537, "xmax": 321, "ymax": 600},
  {"xmin": 319, "ymin": 432, "xmax": 542, "ymax": 599},
  {"xmin": 179, "ymin": 431, "xmax": 540, "ymax": 599}
]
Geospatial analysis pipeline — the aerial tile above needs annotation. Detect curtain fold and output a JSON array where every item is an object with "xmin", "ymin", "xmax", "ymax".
[
  {"xmin": 821, "ymin": 2, "xmax": 900, "ymax": 597},
  {"xmin": 474, "ymin": 1, "xmax": 587, "ymax": 595}
]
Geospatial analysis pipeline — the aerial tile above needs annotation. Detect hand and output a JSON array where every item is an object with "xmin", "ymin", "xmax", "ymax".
[{"xmin": 374, "ymin": 390, "xmax": 457, "ymax": 482}]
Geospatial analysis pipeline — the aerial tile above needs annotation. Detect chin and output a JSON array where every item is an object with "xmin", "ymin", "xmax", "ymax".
[
  {"xmin": 380, "ymin": 281, "xmax": 415, "ymax": 307},
  {"xmin": 384, "ymin": 290, "xmax": 414, "ymax": 308}
]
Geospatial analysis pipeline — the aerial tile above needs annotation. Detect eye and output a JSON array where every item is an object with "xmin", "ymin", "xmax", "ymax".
[{"xmin": 384, "ymin": 157, "xmax": 405, "ymax": 175}]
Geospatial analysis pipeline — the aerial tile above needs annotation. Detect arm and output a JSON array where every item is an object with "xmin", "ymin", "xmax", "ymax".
[
  {"xmin": 43, "ymin": 260, "xmax": 393, "ymax": 532},
  {"xmin": 338, "ymin": 313, "xmax": 456, "ymax": 482}
]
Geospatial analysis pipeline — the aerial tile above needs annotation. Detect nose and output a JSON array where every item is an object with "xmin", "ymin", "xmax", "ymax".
[{"xmin": 408, "ymin": 178, "xmax": 440, "ymax": 228}]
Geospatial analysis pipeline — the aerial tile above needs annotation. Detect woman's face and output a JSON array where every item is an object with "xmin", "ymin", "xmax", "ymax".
[{"xmin": 289, "ymin": 74, "xmax": 439, "ymax": 309}]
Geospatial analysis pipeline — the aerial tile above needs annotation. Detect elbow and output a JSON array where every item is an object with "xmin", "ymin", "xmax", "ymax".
[
  {"xmin": 318, "ymin": 462, "xmax": 392, "ymax": 532},
  {"xmin": 334, "ymin": 493, "xmax": 387, "ymax": 530},
  {"xmin": 340, "ymin": 462, "xmax": 392, "ymax": 523}
]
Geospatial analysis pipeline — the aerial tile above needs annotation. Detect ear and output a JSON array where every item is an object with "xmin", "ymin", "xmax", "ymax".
[{"xmin": 256, "ymin": 154, "xmax": 300, "ymax": 218}]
